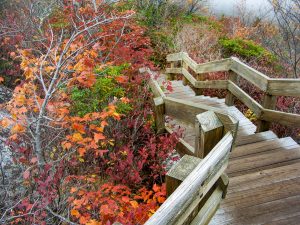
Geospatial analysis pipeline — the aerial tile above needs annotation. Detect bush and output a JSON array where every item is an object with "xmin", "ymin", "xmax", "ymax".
[{"xmin": 219, "ymin": 37, "xmax": 275, "ymax": 62}]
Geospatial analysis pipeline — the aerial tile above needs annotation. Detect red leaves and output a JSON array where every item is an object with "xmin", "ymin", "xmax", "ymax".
[{"xmin": 23, "ymin": 170, "xmax": 30, "ymax": 179}]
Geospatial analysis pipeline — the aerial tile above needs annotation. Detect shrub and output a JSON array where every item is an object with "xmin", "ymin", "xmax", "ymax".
[{"xmin": 219, "ymin": 37, "xmax": 276, "ymax": 62}]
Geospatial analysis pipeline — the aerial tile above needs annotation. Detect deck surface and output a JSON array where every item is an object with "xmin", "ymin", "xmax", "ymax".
[{"xmin": 158, "ymin": 76, "xmax": 300, "ymax": 225}]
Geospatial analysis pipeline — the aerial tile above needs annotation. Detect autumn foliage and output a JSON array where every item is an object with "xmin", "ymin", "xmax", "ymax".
[{"xmin": 0, "ymin": 1, "xmax": 180, "ymax": 224}]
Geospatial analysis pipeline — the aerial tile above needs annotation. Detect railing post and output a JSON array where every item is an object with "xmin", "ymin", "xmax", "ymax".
[
  {"xmin": 167, "ymin": 62, "xmax": 175, "ymax": 81},
  {"xmin": 257, "ymin": 94, "xmax": 277, "ymax": 132},
  {"xmin": 225, "ymin": 71, "xmax": 237, "ymax": 106},
  {"xmin": 195, "ymin": 111, "xmax": 224, "ymax": 158},
  {"xmin": 182, "ymin": 61, "xmax": 188, "ymax": 86},
  {"xmin": 194, "ymin": 73, "xmax": 205, "ymax": 96},
  {"xmin": 154, "ymin": 97, "xmax": 165, "ymax": 134},
  {"xmin": 166, "ymin": 155, "xmax": 202, "ymax": 197}
]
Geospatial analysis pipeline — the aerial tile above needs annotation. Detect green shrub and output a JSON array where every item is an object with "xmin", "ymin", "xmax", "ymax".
[
  {"xmin": 71, "ymin": 65, "xmax": 132, "ymax": 117},
  {"xmin": 219, "ymin": 37, "xmax": 275, "ymax": 62}
]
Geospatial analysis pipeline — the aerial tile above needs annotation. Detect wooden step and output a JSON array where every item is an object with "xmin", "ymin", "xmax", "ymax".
[
  {"xmin": 228, "ymin": 161, "xmax": 300, "ymax": 194},
  {"xmin": 227, "ymin": 146, "xmax": 300, "ymax": 176},
  {"xmin": 231, "ymin": 137, "xmax": 298, "ymax": 159},
  {"xmin": 235, "ymin": 131, "xmax": 278, "ymax": 146},
  {"xmin": 210, "ymin": 195, "xmax": 300, "ymax": 225}
]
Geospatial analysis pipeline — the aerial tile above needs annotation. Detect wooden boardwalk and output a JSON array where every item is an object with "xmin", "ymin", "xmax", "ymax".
[
  {"xmin": 160, "ymin": 77, "xmax": 300, "ymax": 225},
  {"xmin": 143, "ymin": 52, "xmax": 300, "ymax": 225}
]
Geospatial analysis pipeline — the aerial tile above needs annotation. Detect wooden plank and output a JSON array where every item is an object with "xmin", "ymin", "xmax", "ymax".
[
  {"xmin": 230, "ymin": 57, "xmax": 269, "ymax": 91},
  {"xmin": 153, "ymin": 97, "xmax": 165, "ymax": 134},
  {"xmin": 167, "ymin": 52, "xmax": 184, "ymax": 62},
  {"xmin": 182, "ymin": 53, "xmax": 198, "ymax": 72},
  {"xmin": 221, "ymin": 176, "xmax": 300, "ymax": 212},
  {"xmin": 196, "ymin": 58, "xmax": 232, "ymax": 74},
  {"xmin": 165, "ymin": 126, "xmax": 195, "ymax": 156},
  {"xmin": 148, "ymin": 76, "xmax": 166, "ymax": 98},
  {"xmin": 195, "ymin": 111, "xmax": 224, "ymax": 158},
  {"xmin": 228, "ymin": 81, "xmax": 263, "ymax": 117},
  {"xmin": 211, "ymin": 195, "xmax": 300, "ymax": 225},
  {"xmin": 261, "ymin": 109, "xmax": 300, "ymax": 128},
  {"xmin": 268, "ymin": 79, "xmax": 300, "ymax": 97},
  {"xmin": 182, "ymin": 67, "xmax": 197, "ymax": 86},
  {"xmin": 227, "ymin": 146, "xmax": 300, "ymax": 176},
  {"xmin": 166, "ymin": 155, "xmax": 202, "ymax": 197},
  {"xmin": 190, "ymin": 187, "xmax": 223, "ymax": 225},
  {"xmin": 231, "ymin": 137, "xmax": 298, "ymax": 159},
  {"xmin": 225, "ymin": 71, "xmax": 238, "ymax": 106},
  {"xmin": 235, "ymin": 131, "xmax": 277, "ymax": 146},
  {"xmin": 194, "ymin": 80, "xmax": 228, "ymax": 89},
  {"xmin": 144, "ymin": 133, "xmax": 233, "ymax": 225},
  {"xmin": 166, "ymin": 67, "xmax": 183, "ymax": 74},
  {"xmin": 228, "ymin": 161, "xmax": 300, "ymax": 194},
  {"xmin": 257, "ymin": 94, "xmax": 277, "ymax": 132}
]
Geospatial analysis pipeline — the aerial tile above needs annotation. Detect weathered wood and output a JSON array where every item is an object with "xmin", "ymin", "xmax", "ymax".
[
  {"xmin": 182, "ymin": 61, "xmax": 189, "ymax": 86},
  {"xmin": 166, "ymin": 67, "xmax": 183, "ymax": 74},
  {"xmin": 268, "ymin": 79, "xmax": 300, "ymax": 97},
  {"xmin": 166, "ymin": 155, "xmax": 202, "ymax": 197},
  {"xmin": 182, "ymin": 53, "xmax": 198, "ymax": 72},
  {"xmin": 228, "ymin": 81, "xmax": 263, "ymax": 117},
  {"xmin": 167, "ymin": 52, "xmax": 184, "ymax": 62},
  {"xmin": 154, "ymin": 97, "xmax": 165, "ymax": 134},
  {"xmin": 225, "ymin": 71, "xmax": 237, "ymax": 106},
  {"xmin": 182, "ymin": 67, "xmax": 197, "ymax": 86},
  {"xmin": 196, "ymin": 58, "xmax": 232, "ymax": 74},
  {"xmin": 165, "ymin": 126, "xmax": 195, "ymax": 156},
  {"xmin": 261, "ymin": 109, "xmax": 300, "ymax": 128},
  {"xmin": 257, "ymin": 94, "xmax": 277, "ymax": 132},
  {"xmin": 145, "ymin": 133, "xmax": 233, "ymax": 225},
  {"xmin": 195, "ymin": 80, "xmax": 228, "ymax": 89},
  {"xmin": 195, "ymin": 111, "xmax": 224, "ymax": 158},
  {"xmin": 190, "ymin": 186, "xmax": 223, "ymax": 225},
  {"xmin": 235, "ymin": 131, "xmax": 277, "ymax": 147},
  {"xmin": 148, "ymin": 73, "xmax": 166, "ymax": 98},
  {"xmin": 230, "ymin": 57, "xmax": 269, "ymax": 91},
  {"xmin": 167, "ymin": 62, "xmax": 176, "ymax": 80}
]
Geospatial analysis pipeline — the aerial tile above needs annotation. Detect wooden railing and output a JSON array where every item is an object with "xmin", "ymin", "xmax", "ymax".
[
  {"xmin": 166, "ymin": 52, "xmax": 300, "ymax": 131},
  {"xmin": 138, "ymin": 68, "xmax": 239, "ymax": 224}
]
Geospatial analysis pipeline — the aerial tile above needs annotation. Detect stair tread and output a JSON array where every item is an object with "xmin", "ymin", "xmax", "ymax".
[{"xmin": 235, "ymin": 131, "xmax": 278, "ymax": 146}]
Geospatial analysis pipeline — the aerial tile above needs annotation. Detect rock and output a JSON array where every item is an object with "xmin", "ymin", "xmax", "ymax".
[{"xmin": 0, "ymin": 85, "xmax": 12, "ymax": 104}]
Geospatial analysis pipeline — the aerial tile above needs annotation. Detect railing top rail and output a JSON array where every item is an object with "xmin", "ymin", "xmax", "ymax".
[
  {"xmin": 145, "ymin": 132, "xmax": 233, "ymax": 225},
  {"xmin": 166, "ymin": 52, "xmax": 300, "ymax": 97}
]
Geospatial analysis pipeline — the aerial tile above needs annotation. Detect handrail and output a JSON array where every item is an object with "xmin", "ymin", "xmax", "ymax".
[
  {"xmin": 145, "ymin": 132, "xmax": 233, "ymax": 225},
  {"xmin": 140, "ymin": 68, "xmax": 239, "ymax": 224},
  {"xmin": 166, "ymin": 52, "xmax": 300, "ymax": 131}
]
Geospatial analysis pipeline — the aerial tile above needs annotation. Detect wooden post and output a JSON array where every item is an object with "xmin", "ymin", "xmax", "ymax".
[
  {"xmin": 166, "ymin": 155, "xmax": 202, "ymax": 197},
  {"xmin": 194, "ymin": 73, "xmax": 205, "ymax": 96},
  {"xmin": 154, "ymin": 97, "xmax": 165, "ymax": 134},
  {"xmin": 225, "ymin": 71, "xmax": 238, "ymax": 106},
  {"xmin": 182, "ymin": 61, "xmax": 188, "ymax": 86},
  {"xmin": 195, "ymin": 111, "xmax": 224, "ymax": 158},
  {"xmin": 257, "ymin": 94, "xmax": 277, "ymax": 132},
  {"xmin": 167, "ymin": 62, "xmax": 175, "ymax": 81}
]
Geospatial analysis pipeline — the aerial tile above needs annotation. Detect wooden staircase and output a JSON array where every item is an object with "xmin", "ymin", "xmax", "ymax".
[
  {"xmin": 142, "ymin": 52, "xmax": 300, "ymax": 225},
  {"xmin": 163, "ymin": 78, "xmax": 300, "ymax": 224}
]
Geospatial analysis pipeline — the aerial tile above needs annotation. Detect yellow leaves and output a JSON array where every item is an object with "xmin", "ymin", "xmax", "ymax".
[
  {"xmin": 130, "ymin": 200, "xmax": 139, "ymax": 208},
  {"xmin": 72, "ymin": 133, "xmax": 83, "ymax": 142},
  {"xmin": 15, "ymin": 94, "xmax": 26, "ymax": 106},
  {"xmin": 71, "ymin": 209, "xmax": 80, "ymax": 218}
]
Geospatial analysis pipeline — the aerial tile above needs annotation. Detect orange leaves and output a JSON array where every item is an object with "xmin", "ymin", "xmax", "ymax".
[
  {"xmin": 0, "ymin": 76, "xmax": 4, "ymax": 83},
  {"xmin": 94, "ymin": 132, "xmax": 105, "ymax": 143},
  {"xmin": 71, "ymin": 209, "xmax": 80, "ymax": 218},
  {"xmin": 115, "ymin": 75, "xmax": 128, "ymax": 84},
  {"xmin": 62, "ymin": 141, "xmax": 72, "ymax": 150},
  {"xmin": 11, "ymin": 124, "xmax": 26, "ymax": 134},
  {"xmin": 78, "ymin": 148, "xmax": 86, "ymax": 157},
  {"xmin": 72, "ymin": 123, "xmax": 85, "ymax": 134}
]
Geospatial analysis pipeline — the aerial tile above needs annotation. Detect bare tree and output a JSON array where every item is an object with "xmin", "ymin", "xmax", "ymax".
[{"xmin": 263, "ymin": 0, "xmax": 300, "ymax": 78}]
